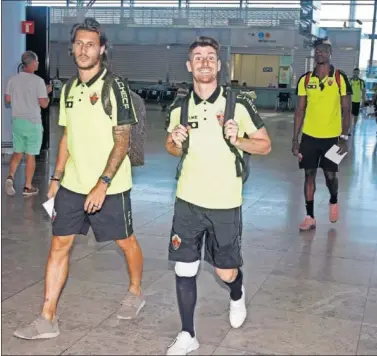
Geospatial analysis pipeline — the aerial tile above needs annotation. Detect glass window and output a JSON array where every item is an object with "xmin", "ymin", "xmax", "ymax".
[{"xmin": 356, "ymin": 1, "xmax": 376, "ymax": 69}]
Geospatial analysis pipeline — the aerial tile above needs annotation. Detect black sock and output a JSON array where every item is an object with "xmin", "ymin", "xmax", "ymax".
[
  {"xmin": 330, "ymin": 194, "xmax": 338, "ymax": 204},
  {"xmin": 224, "ymin": 268, "xmax": 243, "ymax": 301},
  {"xmin": 305, "ymin": 200, "xmax": 314, "ymax": 218},
  {"xmin": 176, "ymin": 275, "xmax": 197, "ymax": 338}
]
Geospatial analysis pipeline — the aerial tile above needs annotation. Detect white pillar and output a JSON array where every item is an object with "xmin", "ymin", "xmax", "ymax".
[
  {"xmin": 1, "ymin": 1, "xmax": 26, "ymax": 154},
  {"xmin": 349, "ymin": 0, "xmax": 357, "ymax": 28}
]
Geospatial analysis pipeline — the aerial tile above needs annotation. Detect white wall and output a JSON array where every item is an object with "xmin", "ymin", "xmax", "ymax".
[{"xmin": 2, "ymin": 1, "xmax": 26, "ymax": 152}]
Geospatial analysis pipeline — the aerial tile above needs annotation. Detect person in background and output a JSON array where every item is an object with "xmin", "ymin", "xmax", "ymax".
[
  {"xmin": 4, "ymin": 50, "xmax": 52, "ymax": 196},
  {"xmin": 292, "ymin": 38, "xmax": 352, "ymax": 231},
  {"xmin": 349, "ymin": 67, "xmax": 366, "ymax": 134}
]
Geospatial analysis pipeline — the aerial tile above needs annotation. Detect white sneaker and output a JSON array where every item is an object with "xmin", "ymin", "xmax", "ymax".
[
  {"xmin": 229, "ymin": 285, "xmax": 247, "ymax": 328},
  {"xmin": 166, "ymin": 331, "xmax": 199, "ymax": 355},
  {"xmin": 5, "ymin": 178, "xmax": 15, "ymax": 196}
]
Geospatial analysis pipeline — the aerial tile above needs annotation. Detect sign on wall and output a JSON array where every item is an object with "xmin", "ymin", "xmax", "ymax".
[
  {"xmin": 21, "ymin": 21, "xmax": 35, "ymax": 34},
  {"xmin": 263, "ymin": 67, "xmax": 273, "ymax": 72},
  {"xmin": 230, "ymin": 28, "xmax": 295, "ymax": 48}
]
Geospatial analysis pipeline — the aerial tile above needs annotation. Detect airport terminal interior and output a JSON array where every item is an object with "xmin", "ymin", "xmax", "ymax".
[{"xmin": 2, "ymin": 0, "xmax": 377, "ymax": 355}]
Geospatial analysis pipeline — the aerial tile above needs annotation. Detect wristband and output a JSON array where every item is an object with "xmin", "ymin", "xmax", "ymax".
[
  {"xmin": 100, "ymin": 175, "xmax": 112, "ymax": 185},
  {"xmin": 50, "ymin": 176, "xmax": 60, "ymax": 182}
]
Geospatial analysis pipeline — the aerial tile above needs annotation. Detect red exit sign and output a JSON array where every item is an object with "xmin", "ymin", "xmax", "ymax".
[{"xmin": 21, "ymin": 21, "xmax": 35, "ymax": 34}]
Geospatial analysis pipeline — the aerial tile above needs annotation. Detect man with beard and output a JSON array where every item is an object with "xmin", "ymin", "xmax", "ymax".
[
  {"xmin": 292, "ymin": 38, "xmax": 352, "ymax": 231},
  {"xmin": 14, "ymin": 18, "xmax": 145, "ymax": 340},
  {"xmin": 165, "ymin": 36, "xmax": 271, "ymax": 355}
]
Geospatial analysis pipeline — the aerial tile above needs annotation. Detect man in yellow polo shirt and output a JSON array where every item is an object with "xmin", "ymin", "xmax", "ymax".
[
  {"xmin": 14, "ymin": 18, "xmax": 146, "ymax": 341},
  {"xmin": 292, "ymin": 38, "xmax": 352, "ymax": 231},
  {"xmin": 349, "ymin": 67, "xmax": 366, "ymax": 133},
  {"xmin": 165, "ymin": 36, "xmax": 271, "ymax": 355}
]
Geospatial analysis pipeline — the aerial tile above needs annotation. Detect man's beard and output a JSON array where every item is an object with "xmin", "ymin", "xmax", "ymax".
[{"xmin": 74, "ymin": 54, "xmax": 101, "ymax": 70}]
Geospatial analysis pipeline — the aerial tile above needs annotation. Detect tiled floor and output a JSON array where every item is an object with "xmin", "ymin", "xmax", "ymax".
[{"xmin": 2, "ymin": 104, "xmax": 377, "ymax": 355}]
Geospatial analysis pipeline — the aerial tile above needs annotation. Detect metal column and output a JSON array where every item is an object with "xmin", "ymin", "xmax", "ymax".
[
  {"xmin": 369, "ymin": 0, "xmax": 377, "ymax": 75},
  {"xmin": 348, "ymin": 0, "xmax": 357, "ymax": 27}
]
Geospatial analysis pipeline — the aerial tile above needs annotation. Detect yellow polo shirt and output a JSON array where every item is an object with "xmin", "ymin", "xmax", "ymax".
[
  {"xmin": 167, "ymin": 86, "xmax": 265, "ymax": 209},
  {"xmin": 296, "ymin": 66, "xmax": 352, "ymax": 138},
  {"xmin": 350, "ymin": 78, "xmax": 365, "ymax": 103},
  {"xmin": 59, "ymin": 67, "xmax": 138, "ymax": 195}
]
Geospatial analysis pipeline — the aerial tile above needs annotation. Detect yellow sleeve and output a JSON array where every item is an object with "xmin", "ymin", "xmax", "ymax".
[
  {"xmin": 58, "ymin": 84, "xmax": 67, "ymax": 127},
  {"xmin": 167, "ymin": 107, "xmax": 180, "ymax": 133},
  {"xmin": 296, "ymin": 75, "xmax": 307, "ymax": 97},
  {"xmin": 339, "ymin": 71, "xmax": 353, "ymax": 97}
]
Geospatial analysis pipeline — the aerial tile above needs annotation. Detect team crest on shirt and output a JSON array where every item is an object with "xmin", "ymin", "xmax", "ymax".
[
  {"xmin": 328, "ymin": 79, "xmax": 334, "ymax": 86},
  {"xmin": 89, "ymin": 92, "xmax": 100, "ymax": 105},
  {"xmin": 216, "ymin": 110, "xmax": 224, "ymax": 126},
  {"xmin": 171, "ymin": 234, "xmax": 181, "ymax": 250}
]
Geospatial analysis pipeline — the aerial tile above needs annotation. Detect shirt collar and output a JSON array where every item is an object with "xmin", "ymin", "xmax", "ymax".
[
  {"xmin": 192, "ymin": 86, "xmax": 221, "ymax": 105},
  {"xmin": 76, "ymin": 66, "xmax": 107, "ymax": 87},
  {"xmin": 312, "ymin": 64, "xmax": 335, "ymax": 78}
]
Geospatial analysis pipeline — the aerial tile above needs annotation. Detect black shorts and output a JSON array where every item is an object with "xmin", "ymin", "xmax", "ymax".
[
  {"xmin": 52, "ymin": 186, "xmax": 134, "ymax": 242},
  {"xmin": 352, "ymin": 102, "xmax": 361, "ymax": 116},
  {"xmin": 168, "ymin": 198, "xmax": 243, "ymax": 269},
  {"xmin": 299, "ymin": 133, "xmax": 339, "ymax": 172}
]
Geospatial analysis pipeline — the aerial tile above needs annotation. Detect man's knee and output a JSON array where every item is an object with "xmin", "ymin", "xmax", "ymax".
[
  {"xmin": 50, "ymin": 235, "xmax": 74, "ymax": 255},
  {"xmin": 175, "ymin": 261, "xmax": 200, "ymax": 277},
  {"xmin": 215, "ymin": 268, "xmax": 238, "ymax": 283},
  {"xmin": 116, "ymin": 234, "xmax": 138, "ymax": 250}
]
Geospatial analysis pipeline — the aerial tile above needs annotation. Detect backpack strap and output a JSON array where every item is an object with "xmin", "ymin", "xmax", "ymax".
[
  {"xmin": 304, "ymin": 71, "xmax": 312, "ymax": 90},
  {"xmin": 63, "ymin": 76, "xmax": 77, "ymax": 104},
  {"xmin": 335, "ymin": 69, "xmax": 341, "ymax": 93},
  {"xmin": 175, "ymin": 93, "xmax": 190, "ymax": 181},
  {"xmin": 101, "ymin": 71, "xmax": 116, "ymax": 118},
  {"xmin": 223, "ymin": 87, "xmax": 245, "ymax": 179}
]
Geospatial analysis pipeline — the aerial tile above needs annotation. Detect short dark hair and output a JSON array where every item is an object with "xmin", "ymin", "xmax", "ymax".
[
  {"xmin": 313, "ymin": 37, "xmax": 332, "ymax": 48},
  {"xmin": 21, "ymin": 51, "xmax": 38, "ymax": 66},
  {"xmin": 188, "ymin": 36, "xmax": 220, "ymax": 57},
  {"xmin": 70, "ymin": 17, "xmax": 108, "ymax": 47},
  {"xmin": 354, "ymin": 67, "xmax": 360, "ymax": 71}
]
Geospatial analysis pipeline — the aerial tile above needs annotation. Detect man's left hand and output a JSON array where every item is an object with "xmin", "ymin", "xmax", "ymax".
[
  {"xmin": 337, "ymin": 137, "xmax": 348, "ymax": 155},
  {"xmin": 224, "ymin": 120, "xmax": 239, "ymax": 146},
  {"xmin": 84, "ymin": 181, "xmax": 108, "ymax": 214}
]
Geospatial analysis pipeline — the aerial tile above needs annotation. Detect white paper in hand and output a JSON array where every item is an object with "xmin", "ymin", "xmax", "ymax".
[
  {"xmin": 324, "ymin": 144, "xmax": 347, "ymax": 165},
  {"xmin": 43, "ymin": 198, "xmax": 55, "ymax": 218}
]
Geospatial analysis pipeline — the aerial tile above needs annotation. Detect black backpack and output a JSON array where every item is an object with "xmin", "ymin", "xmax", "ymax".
[
  {"xmin": 63, "ymin": 71, "xmax": 144, "ymax": 152},
  {"xmin": 175, "ymin": 87, "xmax": 251, "ymax": 183}
]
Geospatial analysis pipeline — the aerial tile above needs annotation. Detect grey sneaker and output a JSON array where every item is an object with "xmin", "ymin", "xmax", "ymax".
[
  {"xmin": 13, "ymin": 315, "xmax": 60, "ymax": 340},
  {"xmin": 117, "ymin": 292, "xmax": 146, "ymax": 320},
  {"xmin": 23, "ymin": 186, "xmax": 39, "ymax": 196},
  {"xmin": 5, "ymin": 177, "xmax": 16, "ymax": 196}
]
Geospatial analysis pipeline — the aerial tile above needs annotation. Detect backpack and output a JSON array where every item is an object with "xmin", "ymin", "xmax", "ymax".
[
  {"xmin": 304, "ymin": 69, "xmax": 341, "ymax": 93},
  {"xmin": 175, "ymin": 87, "xmax": 251, "ymax": 183},
  {"xmin": 63, "ymin": 71, "xmax": 145, "ymax": 156}
]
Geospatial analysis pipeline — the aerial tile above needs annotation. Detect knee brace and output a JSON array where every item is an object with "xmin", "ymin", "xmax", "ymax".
[{"xmin": 175, "ymin": 261, "xmax": 200, "ymax": 277}]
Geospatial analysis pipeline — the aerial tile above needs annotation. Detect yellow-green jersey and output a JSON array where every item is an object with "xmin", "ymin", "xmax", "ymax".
[{"xmin": 59, "ymin": 67, "xmax": 138, "ymax": 195}]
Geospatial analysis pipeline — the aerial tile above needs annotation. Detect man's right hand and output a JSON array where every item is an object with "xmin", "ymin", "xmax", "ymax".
[
  {"xmin": 47, "ymin": 180, "xmax": 60, "ymax": 199},
  {"xmin": 171, "ymin": 124, "xmax": 189, "ymax": 149},
  {"xmin": 46, "ymin": 84, "xmax": 53, "ymax": 94},
  {"xmin": 291, "ymin": 140, "xmax": 300, "ymax": 157}
]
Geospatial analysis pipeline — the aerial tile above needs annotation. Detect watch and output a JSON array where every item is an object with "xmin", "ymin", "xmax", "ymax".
[
  {"xmin": 100, "ymin": 175, "xmax": 112, "ymax": 185},
  {"xmin": 340, "ymin": 135, "xmax": 349, "ymax": 141}
]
